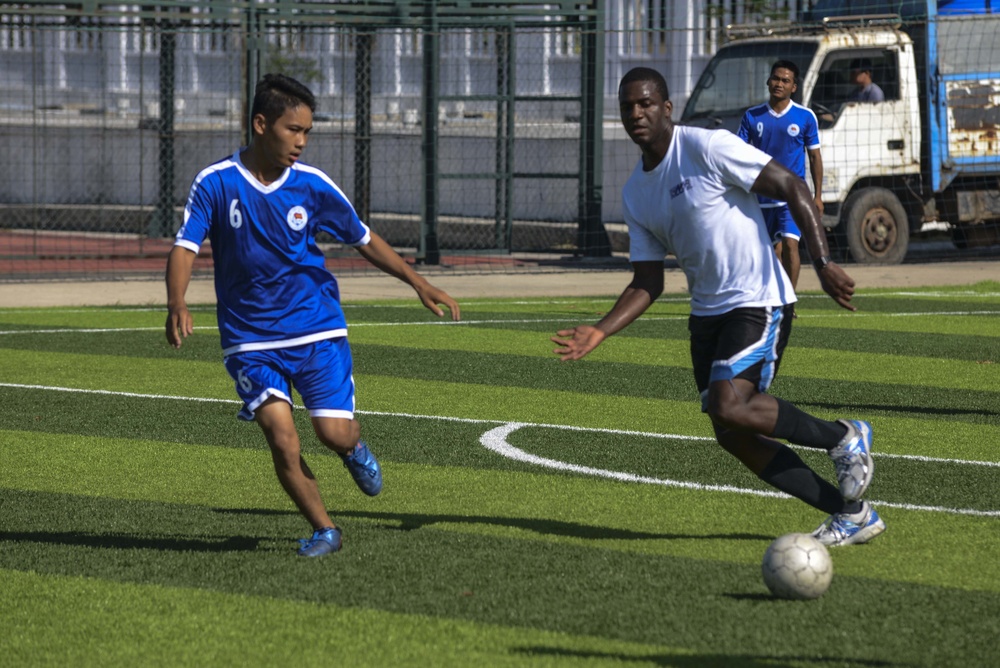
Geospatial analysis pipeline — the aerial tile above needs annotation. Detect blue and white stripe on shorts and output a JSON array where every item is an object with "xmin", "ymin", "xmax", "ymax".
[{"xmin": 700, "ymin": 306, "xmax": 784, "ymax": 411}]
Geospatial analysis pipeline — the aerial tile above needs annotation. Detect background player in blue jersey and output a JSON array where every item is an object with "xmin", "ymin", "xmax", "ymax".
[
  {"xmin": 738, "ymin": 61, "xmax": 824, "ymax": 306},
  {"xmin": 165, "ymin": 74, "xmax": 460, "ymax": 557}
]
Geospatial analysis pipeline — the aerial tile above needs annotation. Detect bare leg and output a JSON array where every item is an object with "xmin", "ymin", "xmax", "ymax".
[
  {"xmin": 707, "ymin": 381, "xmax": 847, "ymax": 513},
  {"xmin": 311, "ymin": 416, "xmax": 361, "ymax": 455},
  {"xmin": 780, "ymin": 236, "xmax": 801, "ymax": 290},
  {"xmin": 713, "ymin": 424, "xmax": 783, "ymax": 475},
  {"xmin": 706, "ymin": 378, "xmax": 780, "ymax": 437},
  {"xmin": 773, "ymin": 238, "xmax": 801, "ymax": 290},
  {"xmin": 313, "ymin": 415, "xmax": 383, "ymax": 496},
  {"xmin": 255, "ymin": 397, "xmax": 335, "ymax": 530}
]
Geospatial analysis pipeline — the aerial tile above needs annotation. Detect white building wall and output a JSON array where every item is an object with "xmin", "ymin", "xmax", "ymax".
[{"xmin": 0, "ymin": 1, "xmax": 809, "ymax": 119}]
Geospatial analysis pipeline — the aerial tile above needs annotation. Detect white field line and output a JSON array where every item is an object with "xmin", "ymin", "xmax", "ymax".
[
  {"xmin": 3, "ymin": 290, "xmax": 998, "ymax": 314},
  {"xmin": 2, "ymin": 382, "xmax": 999, "ymax": 518},
  {"xmin": 2, "ymin": 306, "xmax": 999, "ymax": 337},
  {"xmin": 479, "ymin": 423, "xmax": 1000, "ymax": 518},
  {"xmin": 0, "ymin": 317, "xmax": 689, "ymax": 336},
  {"xmin": 0, "ymin": 326, "xmax": 212, "ymax": 335}
]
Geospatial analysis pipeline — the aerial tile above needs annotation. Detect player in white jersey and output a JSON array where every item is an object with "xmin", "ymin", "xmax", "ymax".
[
  {"xmin": 738, "ymin": 60, "xmax": 824, "ymax": 299},
  {"xmin": 165, "ymin": 74, "xmax": 460, "ymax": 557},
  {"xmin": 552, "ymin": 68, "xmax": 885, "ymax": 547}
]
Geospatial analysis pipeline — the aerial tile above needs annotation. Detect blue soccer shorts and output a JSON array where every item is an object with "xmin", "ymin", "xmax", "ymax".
[
  {"xmin": 688, "ymin": 305, "xmax": 794, "ymax": 412},
  {"xmin": 223, "ymin": 337, "xmax": 355, "ymax": 422},
  {"xmin": 762, "ymin": 205, "xmax": 802, "ymax": 244}
]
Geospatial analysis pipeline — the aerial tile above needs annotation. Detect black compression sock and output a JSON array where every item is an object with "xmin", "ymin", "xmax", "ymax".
[
  {"xmin": 771, "ymin": 397, "xmax": 849, "ymax": 449},
  {"xmin": 759, "ymin": 445, "xmax": 845, "ymax": 514},
  {"xmin": 841, "ymin": 500, "xmax": 863, "ymax": 515}
]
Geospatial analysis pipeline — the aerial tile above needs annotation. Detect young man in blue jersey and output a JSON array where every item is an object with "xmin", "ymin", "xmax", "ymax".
[
  {"xmin": 552, "ymin": 68, "xmax": 884, "ymax": 547},
  {"xmin": 165, "ymin": 73, "xmax": 460, "ymax": 557},
  {"xmin": 738, "ymin": 61, "xmax": 824, "ymax": 308}
]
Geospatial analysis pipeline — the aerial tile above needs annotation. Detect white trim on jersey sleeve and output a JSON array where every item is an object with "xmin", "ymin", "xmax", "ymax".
[
  {"xmin": 174, "ymin": 238, "xmax": 201, "ymax": 253},
  {"xmin": 350, "ymin": 228, "xmax": 372, "ymax": 247}
]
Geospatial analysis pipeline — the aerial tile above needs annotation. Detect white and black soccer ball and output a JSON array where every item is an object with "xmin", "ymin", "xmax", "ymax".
[{"xmin": 761, "ymin": 532, "xmax": 833, "ymax": 600}]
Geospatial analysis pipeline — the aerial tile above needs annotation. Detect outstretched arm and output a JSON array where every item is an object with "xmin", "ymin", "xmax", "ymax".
[
  {"xmin": 751, "ymin": 159, "xmax": 856, "ymax": 311},
  {"xmin": 551, "ymin": 261, "xmax": 663, "ymax": 361},
  {"xmin": 356, "ymin": 232, "xmax": 460, "ymax": 320},
  {"xmin": 165, "ymin": 245, "xmax": 196, "ymax": 348}
]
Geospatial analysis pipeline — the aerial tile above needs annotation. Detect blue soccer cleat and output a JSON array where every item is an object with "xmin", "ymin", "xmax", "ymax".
[
  {"xmin": 297, "ymin": 526, "xmax": 342, "ymax": 557},
  {"xmin": 811, "ymin": 501, "xmax": 886, "ymax": 547},
  {"xmin": 829, "ymin": 419, "xmax": 874, "ymax": 501},
  {"xmin": 341, "ymin": 441, "xmax": 383, "ymax": 496}
]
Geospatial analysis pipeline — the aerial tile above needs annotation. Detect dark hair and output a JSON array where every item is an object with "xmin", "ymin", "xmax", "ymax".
[
  {"xmin": 770, "ymin": 60, "xmax": 800, "ymax": 83},
  {"xmin": 849, "ymin": 58, "xmax": 873, "ymax": 73},
  {"xmin": 251, "ymin": 73, "xmax": 316, "ymax": 123},
  {"xmin": 618, "ymin": 67, "xmax": 670, "ymax": 101}
]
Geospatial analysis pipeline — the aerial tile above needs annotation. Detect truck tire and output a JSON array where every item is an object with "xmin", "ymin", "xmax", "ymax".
[{"xmin": 842, "ymin": 187, "xmax": 909, "ymax": 265}]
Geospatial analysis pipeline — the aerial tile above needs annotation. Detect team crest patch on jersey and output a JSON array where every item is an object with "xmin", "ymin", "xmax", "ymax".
[
  {"xmin": 286, "ymin": 206, "xmax": 308, "ymax": 231},
  {"xmin": 787, "ymin": 124, "xmax": 801, "ymax": 137}
]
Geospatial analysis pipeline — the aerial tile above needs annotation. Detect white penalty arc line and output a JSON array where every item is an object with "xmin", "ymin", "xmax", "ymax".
[
  {"xmin": 480, "ymin": 422, "xmax": 1000, "ymax": 518},
  {"xmin": 480, "ymin": 422, "xmax": 785, "ymax": 499},
  {"xmin": 5, "ymin": 384, "xmax": 992, "ymax": 470},
  {"xmin": 3, "ymin": 382, "xmax": 1000, "ymax": 518}
]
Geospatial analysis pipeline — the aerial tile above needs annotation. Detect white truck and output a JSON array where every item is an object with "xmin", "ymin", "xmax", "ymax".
[{"xmin": 680, "ymin": 0, "xmax": 1000, "ymax": 264}]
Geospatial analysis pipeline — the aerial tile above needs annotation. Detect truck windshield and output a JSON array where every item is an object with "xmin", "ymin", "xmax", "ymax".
[{"xmin": 682, "ymin": 41, "xmax": 818, "ymax": 122}]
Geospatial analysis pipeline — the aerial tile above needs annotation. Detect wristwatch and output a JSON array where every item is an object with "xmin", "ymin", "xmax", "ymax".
[{"xmin": 813, "ymin": 256, "xmax": 832, "ymax": 272}]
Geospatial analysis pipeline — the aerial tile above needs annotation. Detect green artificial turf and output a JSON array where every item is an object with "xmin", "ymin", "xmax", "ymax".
[{"xmin": 2, "ymin": 284, "xmax": 999, "ymax": 667}]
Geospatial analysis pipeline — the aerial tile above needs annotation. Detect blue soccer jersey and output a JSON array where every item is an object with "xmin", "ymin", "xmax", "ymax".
[
  {"xmin": 737, "ymin": 101, "xmax": 819, "ymax": 207},
  {"xmin": 175, "ymin": 151, "xmax": 371, "ymax": 355}
]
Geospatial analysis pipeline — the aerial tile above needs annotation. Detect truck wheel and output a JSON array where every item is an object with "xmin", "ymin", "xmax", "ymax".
[{"xmin": 843, "ymin": 187, "xmax": 909, "ymax": 264}]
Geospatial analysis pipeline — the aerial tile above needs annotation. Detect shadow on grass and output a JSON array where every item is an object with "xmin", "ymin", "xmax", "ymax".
[
  {"xmin": 0, "ymin": 530, "xmax": 263, "ymax": 553},
  {"xmin": 512, "ymin": 646, "xmax": 901, "ymax": 667},
  {"xmin": 800, "ymin": 400, "xmax": 999, "ymax": 420},
  {"xmin": 214, "ymin": 507, "xmax": 771, "ymax": 542}
]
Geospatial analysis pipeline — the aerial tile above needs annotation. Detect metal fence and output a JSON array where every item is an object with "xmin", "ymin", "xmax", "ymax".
[
  {"xmin": 0, "ymin": 1, "xmax": 614, "ymax": 280},
  {"xmin": 1, "ymin": 1, "xmax": 997, "ymax": 281}
]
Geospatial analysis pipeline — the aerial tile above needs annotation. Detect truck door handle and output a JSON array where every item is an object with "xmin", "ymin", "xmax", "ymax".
[{"xmin": 888, "ymin": 140, "xmax": 904, "ymax": 150}]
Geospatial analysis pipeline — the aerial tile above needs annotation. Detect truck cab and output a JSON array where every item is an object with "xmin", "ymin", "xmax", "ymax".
[{"xmin": 682, "ymin": 3, "xmax": 1000, "ymax": 264}]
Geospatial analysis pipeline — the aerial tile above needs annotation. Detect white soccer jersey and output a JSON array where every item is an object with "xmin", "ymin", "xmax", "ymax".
[
  {"xmin": 622, "ymin": 125, "xmax": 796, "ymax": 316},
  {"xmin": 175, "ymin": 151, "xmax": 372, "ymax": 355}
]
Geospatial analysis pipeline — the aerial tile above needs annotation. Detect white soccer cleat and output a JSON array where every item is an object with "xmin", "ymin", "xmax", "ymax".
[
  {"xmin": 812, "ymin": 500, "xmax": 886, "ymax": 547},
  {"xmin": 828, "ymin": 419, "xmax": 874, "ymax": 501}
]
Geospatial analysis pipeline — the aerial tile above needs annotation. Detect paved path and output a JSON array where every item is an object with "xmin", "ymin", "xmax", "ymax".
[{"xmin": 0, "ymin": 261, "xmax": 996, "ymax": 307}]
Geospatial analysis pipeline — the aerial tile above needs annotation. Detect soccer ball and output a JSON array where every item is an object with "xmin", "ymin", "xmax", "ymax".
[{"xmin": 761, "ymin": 533, "xmax": 833, "ymax": 600}]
